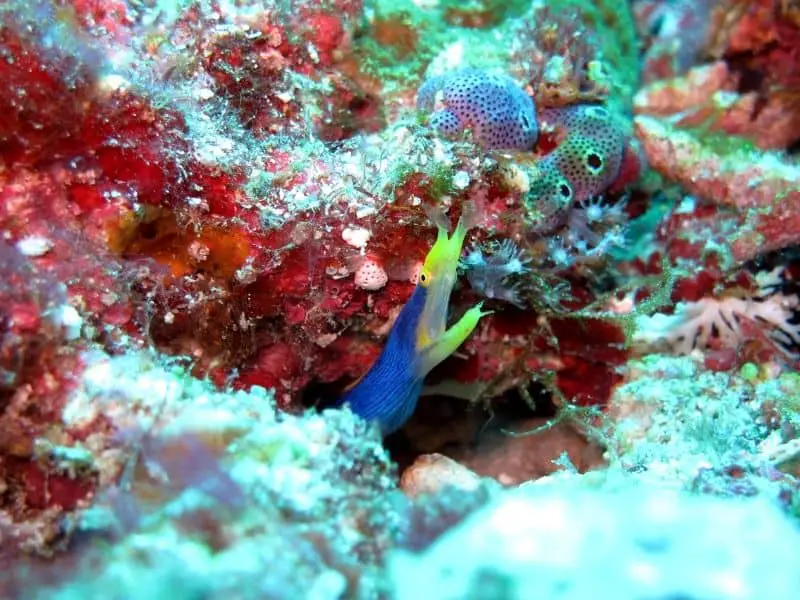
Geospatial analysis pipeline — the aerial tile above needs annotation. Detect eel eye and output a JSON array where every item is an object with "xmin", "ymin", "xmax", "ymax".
[{"xmin": 419, "ymin": 267, "xmax": 433, "ymax": 287}]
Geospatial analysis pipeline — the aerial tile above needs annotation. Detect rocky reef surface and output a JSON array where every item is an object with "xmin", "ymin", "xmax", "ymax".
[{"xmin": 1, "ymin": 1, "xmax": 799, "ymax": 598}]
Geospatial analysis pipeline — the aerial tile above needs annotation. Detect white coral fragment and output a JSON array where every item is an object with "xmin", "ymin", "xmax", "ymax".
[
  {"xmin": 342, "ymin": 225, "xmax": 372, "ymax": 249},
  {"xmin": 634, "ymin": 294, "xmax": 800, "ymax": 356},
  {"xmin": 354, "ymin": 259, "xmax": 388, "ymax": 291}
]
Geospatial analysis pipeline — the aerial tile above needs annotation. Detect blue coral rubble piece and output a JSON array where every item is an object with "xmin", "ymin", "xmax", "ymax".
[{"xmin": 389, "ymin": 478, "xmax": 800, "ymax": 600}]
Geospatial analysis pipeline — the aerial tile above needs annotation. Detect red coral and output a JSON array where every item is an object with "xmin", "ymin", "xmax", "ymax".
[
  {"xmin": 634, "ymin": 0, "xmax": 715, "ymax": 81},
  {"xmin": 14, "ymin": 459, "xmax": 94, "ymax": 512},
  {"xmin": 69, "ymin": 0, "xmax": 133, "ymax": 40},
  {"xmin": 635, "ymin": 61, "xmax": 800, "ymax": 150},
  {"xmin": 300, "ymin": 12, "xmax": 345, "ymax": 67},
  {"xmin": 235, "ymin": 342, "xmax": 304, "ymax": 405},
  {"xmin": 0, "ymin": 29, "xmax": 91, "ymax": 166},
  {"xmin": 201, "ymin": 24, "xmax": 303, "ymax": 134},
  {"xmin": 715, "ymin": 0, "xmax": 800, "ymax": 91},
  {"xmin": 635, "ymin": 1, "xmax": 800, "ymax": 150},
  {"xmin": 635, "ymin": 115, "xmax": 800, "ymax": 262},
  {"xmin": 0, "ymin": 244, "xmax": 65, "ymax": 405}
]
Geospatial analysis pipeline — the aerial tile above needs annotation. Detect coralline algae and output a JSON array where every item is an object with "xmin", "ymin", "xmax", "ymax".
[{"xmin": 1, "ymin": 1, "xmax": 799, "ymax": 599}]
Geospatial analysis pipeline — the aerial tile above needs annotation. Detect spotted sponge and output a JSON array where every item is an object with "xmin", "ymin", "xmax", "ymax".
[
  {"xmin": 524, "ymin": 163, "xmax": 575, "ymax": 232},
  {"xmin": 523, "ymin": 104, "xmax": 626, "ymax": 228},
  {"xmin": 541, "ymin": 105, "xmax": 625, "ymax": 200},
  {"xmin": 417, "ymin": 68, "xmax": 539, "ymax": 151}
]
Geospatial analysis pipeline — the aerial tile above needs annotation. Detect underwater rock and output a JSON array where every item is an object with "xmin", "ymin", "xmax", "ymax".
[
  {"xmin": 635, "ymin": 115, "xmax": 800, "ymax": 262},
  {"xmin": 2, "ymin": 350, "xmax": 401, "ymax": 596},
  {"xmin": 399, "ymin": 453, "xmax": 483, "ymax": 498},
  {"xmin": 634, "ymin": 0, "xmax": 716, "ymax": 81},
  {"xmin": 635, "ymin": 60, "xmax": 800, "ymax": 151},
  {"xmin": 389, "ymin": 480, "xmax": 800, "ymax": 600},
  {"xmin": 634, "ymin": 0, "xmax": 800, "ymax": 151}
]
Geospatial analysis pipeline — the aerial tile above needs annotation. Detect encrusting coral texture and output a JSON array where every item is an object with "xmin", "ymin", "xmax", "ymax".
[{"xmin": 1, "ymin": 0, "xmax": 799, "ymax": 598}]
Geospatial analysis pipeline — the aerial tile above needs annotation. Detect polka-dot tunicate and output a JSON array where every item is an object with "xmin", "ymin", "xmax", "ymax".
[
  {"xmin": 417, "ymin": 68, "xmax": 539, "ymax": 151},
  {"xmin": 417, "ymin": 72, "xmax": 629, "ymax": 232},
  {"xmin": 523, "ymin": 104, "xmax": 626, "ymax": 228},
  {"xmin": 354, "ymin": 259, "xmax": 388, "ymax": 291}
]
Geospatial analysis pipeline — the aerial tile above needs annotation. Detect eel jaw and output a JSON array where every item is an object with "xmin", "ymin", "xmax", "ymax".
[
  {"xmin": 416, "ymin": 301, "xmax": 490, "ymax": 377},
  {"xmin": 413, "ymin": 214, "xmax": 491, "ymax": 377},
  {"xmin": 416, "ymin": 218, "xmax": 468, "ymax": 350}
]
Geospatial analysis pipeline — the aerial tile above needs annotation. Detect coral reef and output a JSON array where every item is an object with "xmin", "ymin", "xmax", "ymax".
[
  {"xmin": 634, "ymin": 0, "xmax": 800, "ymax": 150},
  {"xmin": 634, "ymin": 0, "xmax": 717, "ymax": 82},
  {"xmin": 3, "ymin": 351, "xmax": 402, "ymax": 597},
  {"xmin": 635, "ymin": 115, "xmax": 800, "ymax": 262},
  {"xmin": 510, "ymin": 0, "xmax": 640, "ymax": 109},
  {"xmin": 0, "ymin": 0, "xmax": 799, "ymax": 597}
]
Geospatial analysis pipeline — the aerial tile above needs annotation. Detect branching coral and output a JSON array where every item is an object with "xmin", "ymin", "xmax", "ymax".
[
  {"xmin": 631, "ymin": 262, "xmax": 800, "ymax": 370},
  {"xmin": 634, "ymin": 295, "xmax": 800, "ymax": 359}
]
